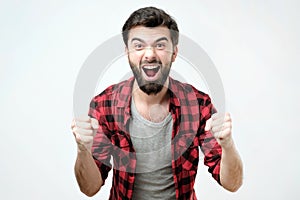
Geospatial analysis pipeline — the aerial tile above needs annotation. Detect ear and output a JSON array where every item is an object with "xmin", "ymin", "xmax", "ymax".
[
  {"xmin": 171, "ymin": 45, "xmax": 178, "ymax": 62},
  {"xmin": 125, "ymin": 46, "xmax": 129, "ymax": 55}
]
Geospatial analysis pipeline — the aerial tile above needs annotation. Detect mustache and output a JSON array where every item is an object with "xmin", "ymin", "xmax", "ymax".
[{"xmin": 140, "ymin": 60, "xmax": 162, "ymax": 65}]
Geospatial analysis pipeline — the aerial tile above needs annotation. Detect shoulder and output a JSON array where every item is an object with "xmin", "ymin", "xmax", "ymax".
[
  {"xmin": 169, "ymin": 77, "xmax": 212, "ymax": 106},
  {"xmin": 90, "ymin": 78, "xmax": 133, "ymax": 109}
]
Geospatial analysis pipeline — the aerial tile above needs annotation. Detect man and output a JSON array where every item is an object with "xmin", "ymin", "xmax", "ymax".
[{"xmin": 71, "ymin": 6, "xmax": 243, "ymax": 200}]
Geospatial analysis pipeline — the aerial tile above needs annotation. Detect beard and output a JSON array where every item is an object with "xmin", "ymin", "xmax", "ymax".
[{"xmin": 129, "ymin": 58, "xmax": 172, "ymax": 95}]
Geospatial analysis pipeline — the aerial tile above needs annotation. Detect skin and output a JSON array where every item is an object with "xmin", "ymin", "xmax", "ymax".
[
  {"xmin": 126, "ymin": 26, "xmax": 178, "ymax": 121},
  {"xmin": 205, "ymin": 113, "xmax": 243, "ymax": 192},
  {"xmin": 72, "ymin": 25, "xmax": 243, "ymax": 196},
  {"xmin": 72, "ymin": 117, "xmax": 102, "ymax": 196}
]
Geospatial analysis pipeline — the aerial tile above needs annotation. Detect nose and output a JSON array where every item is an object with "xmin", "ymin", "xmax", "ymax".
[{"xmin": 143, "ymin": 47, "xmax": 157, "ymax": 62}]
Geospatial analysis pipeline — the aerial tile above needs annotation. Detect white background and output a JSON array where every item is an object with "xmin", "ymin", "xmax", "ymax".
[{"xmin": 1, "ymin": 0, "xmax": 299, "ymax": 199}]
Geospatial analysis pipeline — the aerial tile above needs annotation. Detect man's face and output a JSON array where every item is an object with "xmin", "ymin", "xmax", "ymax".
[{"xmin": 126, "ymin": 26, "xmax": 178, "ymax": 95}]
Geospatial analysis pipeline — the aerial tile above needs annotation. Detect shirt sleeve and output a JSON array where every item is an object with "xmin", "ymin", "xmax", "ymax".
[
  {"xmin": 89, "ymin": 97, "xmax": 112, "ymax": 186},
  {"xmin": 198, "ymin": 95, "xmax": 222, "ymax": 185}
]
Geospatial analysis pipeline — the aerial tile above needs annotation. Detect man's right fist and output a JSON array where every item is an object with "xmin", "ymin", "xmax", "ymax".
[{"xmin": 71, "ymin": 116, "xmax": 99, "ymax": 153}]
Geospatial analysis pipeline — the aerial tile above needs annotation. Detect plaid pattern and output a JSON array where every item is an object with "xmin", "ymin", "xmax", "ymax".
[{"xmin": 89, "ymin": 77, "xmax": 222, "ymax": 200}]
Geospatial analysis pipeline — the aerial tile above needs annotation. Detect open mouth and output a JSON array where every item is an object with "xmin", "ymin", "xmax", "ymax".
[{"xmin": 142, "ymin": 65, "xmax": 160, "ymax": 77}]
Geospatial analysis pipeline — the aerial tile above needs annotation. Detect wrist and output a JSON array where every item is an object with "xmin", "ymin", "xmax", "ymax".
[
  {"xmin": 219, "ymin": 137, "xmax": 235, "ymax": 150},
  {"xmin": 77, "ymin": 143, "xmax": 92, "ymax": 154}
]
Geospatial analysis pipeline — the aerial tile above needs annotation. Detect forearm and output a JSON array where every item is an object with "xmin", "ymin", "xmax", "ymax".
[
  {"xmin": 220, "ymin": 140, "xmax": 243, "ymax": 192},
  {"xmin": 74, "ymin": 148, "xmax": 103, "ymax": 196}
]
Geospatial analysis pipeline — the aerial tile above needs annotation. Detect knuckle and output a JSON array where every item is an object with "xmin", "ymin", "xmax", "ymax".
[
  {"xmin": 81, "ymin": 122, "xmax": 90, "ymax": 129},
  {"xmin": 214, "ymin": 132, "xmax": 221, "ymax": 139},
  {"xmin": 82, "ymin": 136, "xmax": 93, "ymax": 143},
  {"xmin": 211, "ymin": 126, "xmax": 216, "ymax": 132},
  {"xmin": 73, "ymin": 126, "xmax": 79, "ymax": 133}
]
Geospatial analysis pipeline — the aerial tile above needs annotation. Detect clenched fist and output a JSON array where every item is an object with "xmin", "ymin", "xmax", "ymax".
[
  {"xmin": 71, "ymin": 116, "xmax": 99, "ymax": 153},
  {"xmin": 205, "ymin": 113, "xmax": 233, "ymax": 149}
]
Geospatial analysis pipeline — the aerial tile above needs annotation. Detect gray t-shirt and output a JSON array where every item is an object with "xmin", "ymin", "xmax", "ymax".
[{"xmin": 129, "ymin": 99, "xmax": 176, "ymax": 200}]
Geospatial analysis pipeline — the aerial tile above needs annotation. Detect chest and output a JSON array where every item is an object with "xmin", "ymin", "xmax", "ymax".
[{"xmin": 134, "ymin": 101, "xmax": 169, "ymax": 123}]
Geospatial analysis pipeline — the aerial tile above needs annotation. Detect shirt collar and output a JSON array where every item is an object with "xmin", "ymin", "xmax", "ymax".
[
  {"xmin": 116, "ymin": 76, "xmax": 181, "ymax": 108},
  {"xmin": 168, "ymin": 77, "xmax": 181, "ymax": 107},
  {"xmin": 116, "ymin": 77, "xmax": 135, "ymax": 108}
]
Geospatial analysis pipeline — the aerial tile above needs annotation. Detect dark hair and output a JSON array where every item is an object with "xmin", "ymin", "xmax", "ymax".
[{"xmin": 122, "ymin": 7, "xmax": 179, "ymax": 47}]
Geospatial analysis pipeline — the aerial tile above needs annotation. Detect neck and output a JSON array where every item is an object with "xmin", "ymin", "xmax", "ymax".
[{"xmin": 132, "ymin": 79, "xmax": 170, "ymax": 106}]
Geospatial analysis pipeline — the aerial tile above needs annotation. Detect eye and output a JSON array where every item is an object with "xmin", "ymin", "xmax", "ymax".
[
  {"xmin": 156, "ymin": 43, "xmax": 166, "ymax": 50},
  {"xmin": 134, "ymin": 43, "xmax": 144, "ymax": 50}
]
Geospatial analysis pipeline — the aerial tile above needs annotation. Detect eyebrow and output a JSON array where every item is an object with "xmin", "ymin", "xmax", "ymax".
[
  {"xmin": 155, "ymin": 37, "xmax": 169, "ymax": 43},
  {"xmin": 130, "ymin": 37, "xmax": 169, "ymax": 43}
]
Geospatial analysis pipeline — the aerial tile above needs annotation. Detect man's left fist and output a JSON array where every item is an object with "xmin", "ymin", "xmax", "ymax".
[{"xmin": 205, "ymin": 113, "xmax": 233, "ymax": 148}]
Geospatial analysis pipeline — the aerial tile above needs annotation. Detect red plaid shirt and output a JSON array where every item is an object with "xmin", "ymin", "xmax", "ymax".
[{"xmin": 89, "ymin": 77, "xmax": 222, "ymax": 200}]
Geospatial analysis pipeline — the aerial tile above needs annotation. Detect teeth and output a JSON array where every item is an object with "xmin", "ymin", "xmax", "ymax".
[{"xmin": 143, "ymin": 65, "xmax": 159, "ymax": 69}]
